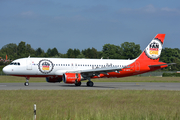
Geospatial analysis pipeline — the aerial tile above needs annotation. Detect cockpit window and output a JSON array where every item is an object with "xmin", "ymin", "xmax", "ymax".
[{"xmin": 10, "ymin": 62, "xmax": 20, "ymax": 66}]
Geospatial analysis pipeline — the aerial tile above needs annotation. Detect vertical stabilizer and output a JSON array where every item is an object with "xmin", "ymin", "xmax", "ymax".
[{"xmin": 136, "ymin": 34, "xmax": 165, "ymax": 62}]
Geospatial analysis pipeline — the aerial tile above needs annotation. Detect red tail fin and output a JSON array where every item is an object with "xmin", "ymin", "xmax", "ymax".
[{"xmin": 136, "ymin": 34, "xmax": 165, "ymax": 62}]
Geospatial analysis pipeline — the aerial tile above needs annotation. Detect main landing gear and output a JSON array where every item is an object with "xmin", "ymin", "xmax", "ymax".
[
  {"xmin": 24, "ymin": 77, "xmax": 29, "ymax": 86},
  {"xmin": 86, "ymin": 77, "xmax": 94, "ymax": 87},
  {"xmin": 74, "ymin": 78, "xmax": 94, "ymax": 87},
  {"xmin": 86, "ymin": 81, "xmax": 94, "ymax": 87}
]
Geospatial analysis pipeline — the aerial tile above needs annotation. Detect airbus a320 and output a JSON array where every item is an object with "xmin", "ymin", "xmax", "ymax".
[{"xmin": 3, "ymin": 34, "xmax": 175, "ymax": 87}]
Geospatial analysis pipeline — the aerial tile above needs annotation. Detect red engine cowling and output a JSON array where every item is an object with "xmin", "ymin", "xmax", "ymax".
[
  {"xmin": 63, "ymin": 73, "xmax": 81, "ymax": 84},
  {"xmin": 46, "ymin": 77, "xmax": 62, "ymax": 83}
]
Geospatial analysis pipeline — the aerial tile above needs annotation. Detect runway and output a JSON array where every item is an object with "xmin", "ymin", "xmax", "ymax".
[{"xmin": 0, "ymin": 82, "xmax": 180, "ymax": 90}]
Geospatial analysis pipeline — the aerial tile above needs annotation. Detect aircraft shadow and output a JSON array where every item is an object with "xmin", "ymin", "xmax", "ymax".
[{"xmin": 58, "ymin": 84, "xmax": 115, "ymax": 89}]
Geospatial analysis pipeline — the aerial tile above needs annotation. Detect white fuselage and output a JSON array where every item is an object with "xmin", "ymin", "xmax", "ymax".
[{"xmin": 3, "ymin": 57, "xmax": 136, "ymax": 76}]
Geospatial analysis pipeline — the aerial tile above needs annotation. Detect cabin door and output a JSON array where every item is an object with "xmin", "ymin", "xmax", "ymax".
[{"xmin": 26, "ymin": 59, "xmax": 32, "ymax": 70}]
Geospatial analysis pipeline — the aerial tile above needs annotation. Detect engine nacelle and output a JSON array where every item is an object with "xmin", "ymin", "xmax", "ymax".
[
  {"xmin": 63, "ymin": 73, "xmax": 81, "ymax": 84},
  {"xmin": 46, "ymin": 77, "xmax": 62, "ymax": 83}
]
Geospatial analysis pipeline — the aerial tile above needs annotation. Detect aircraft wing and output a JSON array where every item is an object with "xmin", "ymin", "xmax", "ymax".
[
  {"xmin": 148, "ymin": 63, "xmax": 176, "ymax": 67},
  {"xmin": 66, "ymin": 66, "xmax": 125, "ymax": 77}
]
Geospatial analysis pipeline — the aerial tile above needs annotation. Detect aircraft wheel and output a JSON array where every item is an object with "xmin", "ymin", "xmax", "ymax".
[
  {"xmin": 86, "ymin": 81, "xmax": 90, "ymax": 86},
  {"xmin": 24, "ymin": 82, "xmax": 29, "ymax": 86},
  {"xmin": 87, "ymin": 81, "xmax": 94, "ymax": 87},
  {"xmin": 75, "ymin": 82, "xmax": 81, "ymax": 86}
]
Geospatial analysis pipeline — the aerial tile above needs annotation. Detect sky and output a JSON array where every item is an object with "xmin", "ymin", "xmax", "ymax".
[{"xmin": 0, "ymin": 0, "xmax": 180, "ymax": 54}]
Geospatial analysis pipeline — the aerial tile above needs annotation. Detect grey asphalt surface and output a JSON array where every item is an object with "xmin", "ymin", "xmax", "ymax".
[{"xmin": 0, "ymin": 82, "xmax": 180, "ymax": 90}]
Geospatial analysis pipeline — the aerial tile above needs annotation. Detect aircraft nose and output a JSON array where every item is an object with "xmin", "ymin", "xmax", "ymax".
[{"xmin": 3, "ymin": 66, "xmax": 10, "ymax": 74}]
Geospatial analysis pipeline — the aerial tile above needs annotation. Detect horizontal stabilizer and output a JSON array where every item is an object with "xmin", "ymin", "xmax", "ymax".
[{"xmin": 148, "ymin": 63, "xmax": 176, "ymax": 67}]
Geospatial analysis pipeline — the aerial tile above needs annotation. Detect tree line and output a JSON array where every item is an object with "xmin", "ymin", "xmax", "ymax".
[{"xmin": 0, "ymin": 41, "xmax": 179, "ymax": 71}]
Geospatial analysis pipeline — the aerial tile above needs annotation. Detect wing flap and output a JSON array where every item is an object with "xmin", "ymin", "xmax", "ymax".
[{"xmin": 66, "ymin": 66, "xmax": 124, "ymax": 75}]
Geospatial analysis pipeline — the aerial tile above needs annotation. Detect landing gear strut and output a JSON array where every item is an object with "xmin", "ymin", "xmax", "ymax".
[
  {"xmin": 86, "ymin": 77, "xmax": 94, "ymax": 87},
  {"xmin": 24, "ymin": 77, "xmax": 29, "ymax": 86}
]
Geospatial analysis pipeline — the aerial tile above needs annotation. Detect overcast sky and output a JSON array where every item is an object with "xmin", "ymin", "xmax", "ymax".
[{"xmin": 0, "ymin": 0, "xmax": 180, "ymax": 54}]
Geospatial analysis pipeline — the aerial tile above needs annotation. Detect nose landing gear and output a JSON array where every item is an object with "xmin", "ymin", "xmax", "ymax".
[{"xmin": 24, "ymin": 77, "xmax": 29, "ymax": 86}]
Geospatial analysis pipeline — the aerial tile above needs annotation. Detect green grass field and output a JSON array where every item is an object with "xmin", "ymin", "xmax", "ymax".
[
  {"xmin": 0, "ymin": 76, "xmax": 180, "ymax": 83},
  {"xmin": 0, "ymin": 76, "xmax": 180, "ymax": 120},
  {"xmin": 0, "ymin": 90, "xmax": 180, "ymax": 120}
]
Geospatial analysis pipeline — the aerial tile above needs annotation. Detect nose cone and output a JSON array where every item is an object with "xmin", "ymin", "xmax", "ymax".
[{"xmin": 3, "ymin": 66, "xmax": 10, "ymax": 75}]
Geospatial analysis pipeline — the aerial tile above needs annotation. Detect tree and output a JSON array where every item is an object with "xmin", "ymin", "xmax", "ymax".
[
  {"xmin": 67, "ymin": 48, "xmax": 74, "ymax": 58},
  {"xmin": 160, "ymin": 47, "xmax": 180, "ymax": 71},
  {"xmin": 17, "ymin": 41, "xmax": 26, "ymax": 58},
  {"xmin": 26, "ymin": 44, "xmax": 35, "ymax": 57},
  {"xmin": 76, "ymin": 53, "xmax": 85, "ymax": 58},
  {"xmin": 35, "ymin": 48, "xmax": 45, "ymax": 57},
  {"xmin": 120, "ymin": 42, "xmax": 141, "ymax": 59},
  {"xmin": 102, "ymin": 44, "xmax": 122, "ymax": 59},
  {"xmin": 73, "ymin": 49, "xmax": 80, "ymax": 57},
  {"xmin": 66, "ymin": 48, "xmax": 80, "ymax": 58},
  {"xmin": 82, "ymin": 47, "xmax": 100, "ymax": 58},
  {"xmin": 46, "ymin": 48, "xmax": 52, "ymax": 57},
  {"xmin": 51, "ymin": 48, "xmax": 59, "ymax": 56},
  {"xmin": 0, "ymin": 43, "xmax": 17, "ymax": 59}
]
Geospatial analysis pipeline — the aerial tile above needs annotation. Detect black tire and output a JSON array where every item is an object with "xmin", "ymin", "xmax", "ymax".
[
  {"xmin": 75, "ymin": 82, "xmax": 81, "ymax": 86},
  {"xmin": 86, "ymin": 81, "xmax": 90, "ymax": 86},
  {"xmin": 86, "ymin": 81, "xmax": 93, "ymax": 87},
  {"xmin": 89, "ymin": 81, "xmax": 94, "ymax": 87},
  {"xmin": 24, "ymin": 82, "xmax": 29, "ymax": 86}
]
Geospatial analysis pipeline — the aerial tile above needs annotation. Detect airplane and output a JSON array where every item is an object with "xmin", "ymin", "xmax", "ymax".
[{"xmin": 3, "ymin": 34, "xmax": 175, "ymax": 87}]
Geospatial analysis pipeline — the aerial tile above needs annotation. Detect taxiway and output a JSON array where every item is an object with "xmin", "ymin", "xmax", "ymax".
[{"xmin": 0, "ymin": 82, "xmax": 180, "ymax": 90}]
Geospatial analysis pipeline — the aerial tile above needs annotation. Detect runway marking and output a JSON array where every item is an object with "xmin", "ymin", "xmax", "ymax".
[{"xmin": 0, "ymin": 85, "xmax": 7, "ymax": 87}]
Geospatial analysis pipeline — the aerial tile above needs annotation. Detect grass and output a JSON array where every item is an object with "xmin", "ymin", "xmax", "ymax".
[
  {"xmin": 0, "ymin": 76, "xmax": 45, "ymax": 83},
  {"xmin": 0, "ymin": 76, "xmax": 180, "ymax": 83},
  {"xmin": 0, "ymin": 90, "xmax": 180, "ymax": 120},
  {"xmin": 93, "ymin": 76, "xmax": 180, "ymax": 82}
]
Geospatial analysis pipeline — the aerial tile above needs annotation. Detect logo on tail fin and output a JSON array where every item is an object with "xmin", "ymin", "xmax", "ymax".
[{"xmin": 145, "ymin": 39, "xmax": 163, "ymax": 60}]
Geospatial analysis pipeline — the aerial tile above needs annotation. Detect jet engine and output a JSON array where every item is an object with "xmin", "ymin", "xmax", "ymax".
[
  {"xmin": 46, "ymin": 77, "xmax": 62, "ymax": 83},
  {"xmin": 63, "ymin": 73, "xmax": 81, "ymax": 84}
]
